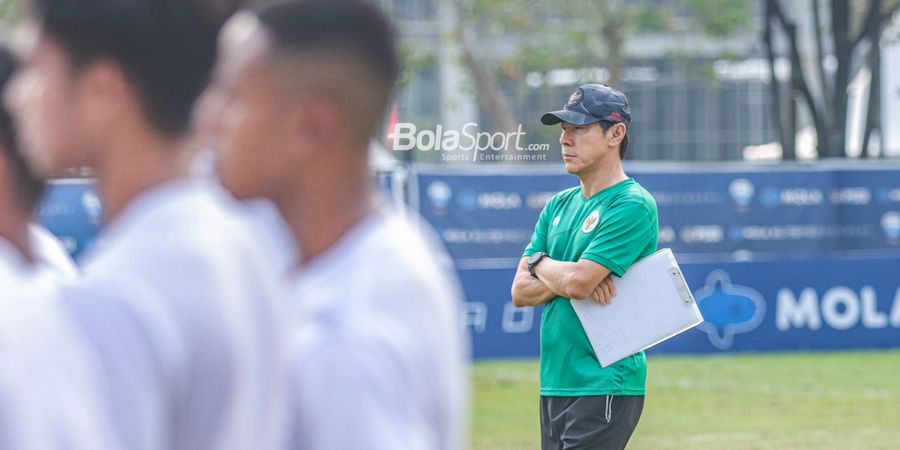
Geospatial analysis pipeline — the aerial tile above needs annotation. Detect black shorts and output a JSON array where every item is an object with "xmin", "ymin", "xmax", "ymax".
[{"xmin": 540, "ymin": 395, "xmax": 644, "ymax": 450}]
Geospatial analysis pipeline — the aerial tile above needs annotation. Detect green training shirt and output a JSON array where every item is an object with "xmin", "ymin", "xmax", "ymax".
[{"xmin": 524, "ymin": 178, "xmax": 658, "ymax": 396}]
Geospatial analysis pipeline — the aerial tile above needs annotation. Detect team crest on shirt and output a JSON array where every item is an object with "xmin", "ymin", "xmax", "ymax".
[
  {"xmin": 581, "ymin": 211, "xmax": 600, "ymax": 233},
  {"xmin": 552, "ymin": 216, "xmax": 561, "ymax": 227}
]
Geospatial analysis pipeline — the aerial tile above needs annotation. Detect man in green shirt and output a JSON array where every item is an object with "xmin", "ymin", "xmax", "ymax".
[{"xmin": 511, "ymin": 84, "xmax": 659, "ymax": 450}]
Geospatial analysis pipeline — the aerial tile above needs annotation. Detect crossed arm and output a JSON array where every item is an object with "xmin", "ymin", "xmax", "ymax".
[{"xmin": 510, "ymin": 255, "xmax": 616, "ymax": 307}]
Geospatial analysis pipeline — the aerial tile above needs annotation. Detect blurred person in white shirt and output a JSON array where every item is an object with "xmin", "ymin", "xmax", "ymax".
[
  {"xmin": 29, "ymin": 222, "xmax": 78, "ymax": 283},
  {"xmin": 0, "ymin": 44, "xmax": 76, "ymax": 285},
  {"xmin": 200, "ymin": 1, "xmax": 470, "ymax": 449},
  {"xmin": 4, "ymin": 0, "xmax": 288, "ymax": 449},
  {"xmin": 0, "ymin": 248, "xmax": 116, "ymax": 449},
  {"xmin": 0, "ymin": 42, "xmax": 114, "ymax": 450}
]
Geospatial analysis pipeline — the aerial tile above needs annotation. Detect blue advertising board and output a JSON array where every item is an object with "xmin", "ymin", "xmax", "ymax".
[
  {"xmin": 412, "ymin": 162, "xmax": 900, "ymax": 358},
  {"xmin": 459, "ymin": 253, "xmax": 900, "ymax": 359},
  {"xmin": 663, "ymin": 253, "xmax": 900, "ymax": 354},
  {"xmin": 37, "ymin": 179, "xmax": 102, "ymax": 259},
  {"xmin": 412, "ymin": 167, "xmax": 572, "ymax": 262},
  {"xmin": 413, "ymin": 162, "xmax": 900, "ymax": 260}
]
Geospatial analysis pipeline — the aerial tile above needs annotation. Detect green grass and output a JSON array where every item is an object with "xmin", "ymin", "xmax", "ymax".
[{"xmin": 472, "ymin": 350, "xmax": 900, "ymax": 449}]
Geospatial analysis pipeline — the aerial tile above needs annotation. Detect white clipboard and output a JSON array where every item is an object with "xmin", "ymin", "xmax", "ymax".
[{"xmin": 570, "ymin": 248, "xmax": 702, "ymax": 367}]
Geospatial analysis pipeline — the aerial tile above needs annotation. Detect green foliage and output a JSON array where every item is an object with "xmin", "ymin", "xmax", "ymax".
[
  {"xmin": 463, "ymin": 0, "xmax": 604, "ymax": 80},
  {"xmin": 397, "ymin": 42, "xmax": 436, "ymax": 89},
  {"xmin": 685, "ymin": 0, "xmax": 753, "ymax": 37},
  {"xmin": 453, "ymin": 0, "xmax": 756, "ymax": 82},
  {"xmin": 718, "ymin": 49, "xmax": 743, "ymax": 61},
  {"xmin": 393, "ymin": 0, "xmax": 760, "ymax": 154},
  {"xmin": 0, "ymin": 0, "xmax": 18, "ymax": 24},
  {"xmin": 631, "ymin": 4, "xmax": 676, "ymax": 33},
  {"xmin": 699, "ymin": 62, "xmax": 718, "ymax": 82}
]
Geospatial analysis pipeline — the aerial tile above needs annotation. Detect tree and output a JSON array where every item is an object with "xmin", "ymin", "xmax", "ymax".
[
  {"xmin": 447, "ymin": 0, "xmax": 753, "ymax": 134},
  {"xmin": 0, "ymin": 1, "xmax": 17, "ymax": 23},
  {"xmin": 763, "ymin": 0, "xmax": 900, "ymax": 159}
]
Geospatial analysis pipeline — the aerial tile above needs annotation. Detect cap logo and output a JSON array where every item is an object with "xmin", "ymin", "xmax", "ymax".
[
  {"xmin": 608, "ymin": 112, "xmax": 622, "ymax": 122},
  {"xmin": 567, "ymin": 89, "xmax": 583, "ymax": 106}
]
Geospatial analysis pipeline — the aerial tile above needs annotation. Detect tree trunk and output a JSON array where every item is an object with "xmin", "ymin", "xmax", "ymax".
[
  {"xmin": 772, "ymin": 0, "xmax": 827, "ymax": 158},
  {"xmin": 597, "ymin": 0, "xmax": 625, "ymax": 88},
  {"xmin": 764, "ymin": 0, "xmax": 790, "ymax": 157},
  {"xmin": 830, "ymin": 0, "xmax": 851, "ymax": 157},
  {"xmin": 811, "ymin": 0, "xmax": 833, "ymax": 137},
  {"xmin": 861, "ymin": 0, "xmax": 882, "ymax": 158},
  {"xmin": 449, "ymin": 0, "xmax": 518, "ymax": 135},
  {"xmin": 787, "ymin": 23, "xmax": 800, "ymax": 160}
]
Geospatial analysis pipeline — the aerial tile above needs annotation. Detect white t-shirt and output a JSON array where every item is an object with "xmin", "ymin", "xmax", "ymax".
[
  {"xmin": 287, "ymin": 210, "xmax": 469, "ymax": 450},
  {"xmin": 67, "ymin": 177, "xmax": 288, "ymax": 450},
  {"xmin": 190, "ymin": 147, "xmax": 299, "ymax": 275},
  {"xmin": 0, "ymin": 238, "xmax": 116, "ymax": 449},
  {"xmin": 29, "ymin": 223, "xmax": 79, "ymax": 284},
  {"xmin": 240, "ymin": 198, "xmax": 299, "ymax": 276}
]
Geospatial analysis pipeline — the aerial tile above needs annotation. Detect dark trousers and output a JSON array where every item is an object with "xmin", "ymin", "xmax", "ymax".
[{"xmin": 540, "ymin": 395, "xmax": 644, "ymax": 450}]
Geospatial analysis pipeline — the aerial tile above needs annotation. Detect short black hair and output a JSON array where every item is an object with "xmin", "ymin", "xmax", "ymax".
[
  {"xmin": 257, "ymin": 0, "xmax": 398, "ymax": 86},
  {"xmin": 0, "ymin": 45, "xmax": 44, "ymax": 209},
  {"xmin": 599, "ymin": 121, "xmax": 629, "ymax": 159},
  {"xmin": 31, "ymin": 0, "xmax": 241, "ymax": 137},
  {"xmin": 256, "ymin": 0, "xmax": 399, "ymax": 136}
]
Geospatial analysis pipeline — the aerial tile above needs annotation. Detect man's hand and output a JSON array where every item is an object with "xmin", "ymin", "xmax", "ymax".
[
  {"xmin": 589, "ymin": 276, "xmax": 616, "ymax": 305},
  {"xmin": 511, "ymin": 256, "xmax": 557, "ymax": 307},
  {"xmin": 532, "ymin": 257, "xmax": 612, "ymax": 300}
]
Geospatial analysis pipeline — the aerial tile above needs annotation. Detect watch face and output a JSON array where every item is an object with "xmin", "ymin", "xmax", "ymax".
[{"xmin": 529, "ymin": 252, "xmax": 543, "ymax": 265}]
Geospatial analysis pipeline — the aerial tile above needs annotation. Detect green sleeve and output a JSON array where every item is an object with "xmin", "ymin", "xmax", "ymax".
[
  {"xmin": 580, "ymin": 201, "xmax": 654, "ymax": 277},
  {"xmin": 523, "ymin": 199, "xmax": 552, "ymax": 257}
]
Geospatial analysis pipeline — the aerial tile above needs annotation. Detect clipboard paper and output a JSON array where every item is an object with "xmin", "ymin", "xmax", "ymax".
[{"xmin": 569, "ymin": 248, "xmax": 703, "ymax": 367}]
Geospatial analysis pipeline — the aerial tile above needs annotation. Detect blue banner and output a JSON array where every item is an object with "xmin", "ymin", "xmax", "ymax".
[
  {"xmin": 414, "ymin": 168, "xmax": 573, "ymax": 262},
  {"xmin": 458, "ymin": 267, "xmax": 542, "ymax": 359},
  {"xmin": 37, "ymin": 179, "xmax": 102, "ymax": 259},
  {"xmin": 414, "ymin": 162, "xmax": 900, "ymax": 260},
  {"xmin": 412, "ymin": 162, "xmax": 900, "ymax": 358},
  {"xmin": 460, "ymin": 253, "xmax": 900, "ymax": 359},
  {"xmin": 658, "ymin": 253, "xmax": 900, "ymax": 354}
]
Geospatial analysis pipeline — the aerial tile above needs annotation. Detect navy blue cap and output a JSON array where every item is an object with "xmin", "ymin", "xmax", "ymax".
[{"xmin": 540, "ymin": 84, "xmax": 631, "ymax": 127}]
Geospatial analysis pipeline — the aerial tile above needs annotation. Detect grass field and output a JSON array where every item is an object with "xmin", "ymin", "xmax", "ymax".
[{"xmin": 472, "ymin": 350, "xmax": 900, "ymax": 449}]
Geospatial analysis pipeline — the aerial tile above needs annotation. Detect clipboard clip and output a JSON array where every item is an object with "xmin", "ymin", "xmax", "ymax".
[{"xmin": 669, "ymin": 267, "xmax": 695, "ymax": 304}]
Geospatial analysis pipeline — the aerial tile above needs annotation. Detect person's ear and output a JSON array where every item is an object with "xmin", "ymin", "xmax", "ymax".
[
  {"xmin": 288, "ymin": 93, "xmax": 340, "ymax": 156},
  {"xmin": 608, "ymin": 123, "xmax": 627, "ymax": 147}
]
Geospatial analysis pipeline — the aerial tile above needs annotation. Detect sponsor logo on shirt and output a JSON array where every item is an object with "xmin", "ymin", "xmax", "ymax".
[
  {"xmin": 581, "ymin": 211, "xmax": 599, "ymax": 233},
  {"xmin": 551, "ymin": 216, "xmax": 560, "ymax": 227}
]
